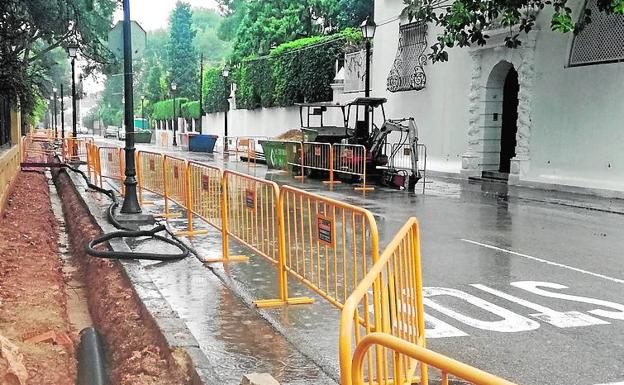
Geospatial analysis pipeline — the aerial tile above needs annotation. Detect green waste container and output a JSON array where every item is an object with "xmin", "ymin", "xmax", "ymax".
[
  {"xmin": 260, "ymin": 140, "xmax": 300, "ymax": 170},
  {"xmin": 135, "ymin": 130, "xmax": 152, "ymax": 143}
]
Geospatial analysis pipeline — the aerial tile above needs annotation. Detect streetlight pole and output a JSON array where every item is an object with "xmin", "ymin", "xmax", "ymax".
[
  {"xmin": 120, "ymin": 0, "xmax": 141, "ymax": 214},
  {"xmin": 53, "ymin": 88, "xmax": 58, "ymax": 139},
  {"xmin": 222, "ymin": 67, "xmax": 229, "ymax": 152},
  {"xmin": 360, "ymin": 16, "xmax": 376, "ymax": 130},
  {"xmin": 67, "ymin": 46, "xmax": 78, "ymax": 139},
  {"xmin": 171, "ymin": 82, "xmax": 177, "ymax": 146},
  {"xmin": 141, "ymin": 96, "xmax": 145, "ymax": 127},
  {"xmin": 60, "ymin": 84, "xmax": 65, "ymax": 142},
  {"xmin": 198, "ymin": 53, "xmax": 204, "ymax": 134}
]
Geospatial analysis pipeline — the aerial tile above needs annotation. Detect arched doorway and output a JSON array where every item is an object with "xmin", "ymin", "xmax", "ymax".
[{"xmin": 499, "ymin": 67, "xmax": 519, "ymax": 173}]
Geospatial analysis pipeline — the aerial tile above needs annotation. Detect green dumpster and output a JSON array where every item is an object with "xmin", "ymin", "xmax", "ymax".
[
  {"xmin": 135, "ymin": 130, "xmax": 152, "ymax": 143},
  {"xmin": 260, "ymin": 140, "xmax": 300, "ymax": 170}
]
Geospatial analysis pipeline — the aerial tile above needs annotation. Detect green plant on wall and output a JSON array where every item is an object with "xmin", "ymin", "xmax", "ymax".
[
  {"xmin": 181, "ymin": 100, "xmax": 201, "ymax": 119},
  {"xmin": 202, "ymin": 67, "xmax": 229, "ymax": 113}
]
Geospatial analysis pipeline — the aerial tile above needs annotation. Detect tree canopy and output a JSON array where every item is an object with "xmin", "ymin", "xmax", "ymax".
[
  {"xmin": 0, "ymin": 0, "xmax": 116, "ymax": 122},
  {"xmin": 403, "ymin": 0, "xmax": 624, "ymax": 62},
  {"xmin": 167, "ymin": 2, "xmax": 199, "ymax": 99}
]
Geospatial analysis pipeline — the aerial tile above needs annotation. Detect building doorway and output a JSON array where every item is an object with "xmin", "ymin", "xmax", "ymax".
[{"xmin": 499, "ymin": 67, "xmax": 519, "ymax": 173}]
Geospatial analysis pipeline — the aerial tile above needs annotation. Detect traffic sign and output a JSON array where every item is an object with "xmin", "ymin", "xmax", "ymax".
[{"xmin": 108, "ymin": 20, "xmax": 147, "ymax": 60}]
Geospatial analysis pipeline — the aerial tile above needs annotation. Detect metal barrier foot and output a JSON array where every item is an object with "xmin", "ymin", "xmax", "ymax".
[
  {"xmin": 252, "ymin": 296, "xmax": 314, "ymax": 308},
  {"xmin": 174, "ymin": 229, "xmax": 209, "ymax": 237},
  {"xmin": 322, "ymin": 180, "xmax": 342, "ymax": 185},
  {"xmin": 155, "ymin": 212, "xmax": 183, "ymax": 219},
  {"xmin": 354, "ymin": 186, "xmax": 375, "ymax": 191},
  {"xmin": 203, "ymin": 255, "xmax": 250, "ymax": 264}
]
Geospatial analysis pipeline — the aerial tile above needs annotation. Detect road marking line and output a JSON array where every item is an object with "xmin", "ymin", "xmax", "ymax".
[{"xmin": 461, "ymin": 239, "xmax": 624, "ymax": 285}]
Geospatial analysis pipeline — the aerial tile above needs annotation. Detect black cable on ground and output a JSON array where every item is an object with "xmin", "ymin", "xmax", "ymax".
[{"xmin": 56, "ymin": 159, "xmax": 191, "ymax": 261}]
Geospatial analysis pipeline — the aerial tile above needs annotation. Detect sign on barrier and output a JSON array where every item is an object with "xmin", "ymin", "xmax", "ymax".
[
  {"xmin": 256, "ymin": 185, "xmax": 379, "ymax": 309},
  {"xmin": 188, "ymin": 161, "xmax": 223, "ymax": 231},
  {"xmin": 340, "ymin": 217, "xmax": 426, "ymax": 385},
  {"xmin": 333, "ymin": 144, "xmax": 373, "ymax": 191}
]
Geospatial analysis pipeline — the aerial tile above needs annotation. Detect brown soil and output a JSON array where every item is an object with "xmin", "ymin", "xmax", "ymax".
[
  {"xmin": 53, "ymin": 168, "xmax": 194, "ymax": 385},
  {"xmin": 0, "ymin": 171, "xmax": 76, "ymax": 385},
  {"xmin": 274, "ymin": 129, "xmax": 303, "ymax": 141}
]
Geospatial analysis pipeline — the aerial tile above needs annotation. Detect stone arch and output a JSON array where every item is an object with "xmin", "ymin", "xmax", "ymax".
[{"xmin": 461, "ymin": 31, "xmax": 537, "ymax": 183}]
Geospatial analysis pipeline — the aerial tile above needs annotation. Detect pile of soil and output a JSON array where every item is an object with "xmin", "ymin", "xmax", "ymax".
[
  {"xmin": 53, "ymin": 168, "xmax": 194, "ymax": 385},
  {"xmin": 0, "ymin": 171, "xmax": 76, "ymax": 385},
  {"xmin": 274, "ymin": 129, "xmax": 303, "ymax": 141}
]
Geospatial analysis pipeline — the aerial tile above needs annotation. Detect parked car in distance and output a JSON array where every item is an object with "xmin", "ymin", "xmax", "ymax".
[
  {"xmin": 104, "ymin": 126, "xmax": 119, "ymax": 138},
  {"xmin": 118, "ymin": 129, "xmax": 126, "ymax": 140}
]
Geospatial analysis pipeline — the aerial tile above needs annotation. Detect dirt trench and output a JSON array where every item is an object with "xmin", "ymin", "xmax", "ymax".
[{"xmin": 51, "ymin": 167, "xmax": 195, "ymax": 385}]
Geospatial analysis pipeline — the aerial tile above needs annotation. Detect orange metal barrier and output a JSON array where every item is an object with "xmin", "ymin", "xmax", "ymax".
[
  {"xmin": 386, "ymin": 143, "xmax": 427, "ymax": 194},
  {"xmin": 256, "ymin": 185, "xmax": 379, "ymax": 308},
  {"xmin": 64, "ymin": 137, "xmax": 94, "ymax": 163},
  {"xmin": 333, "ymin": 144, "xmax": 374, "ymax": 191},
  {"xmin": 137, "ymin": 151, "xmax": 165, "ymax": 200},
  {"xmin": 222, "ymin": 136, "xmax": 240, "ymax": 160},
  {"xmin": 292, "ymin": 142, "xmax": 340, "ymax": 184},
  {"xmin": 352, "ymin": 333, "xmax": 517, "ymax": 385},
  {"xmin": 188, "ymin": 161, "xmax": 223, "ymax": 231},
  {"xmin": 212, "ymin": 169, "xmax": 280, "ymax": 264},
  {"xmin": 97, "ymin": 147, "xmax": 125, "ymax": 194},
  {"xmin": 340, "ymin": 217, "xmax": 426, "ymax": 385}
]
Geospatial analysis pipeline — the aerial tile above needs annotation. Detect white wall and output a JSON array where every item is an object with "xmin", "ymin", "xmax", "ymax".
[
  {"xmin": 525, "ymin": 6, "xmax": 624, "ymax": 192},
  {"xmin": 372, "ymin": 0, "xmax": 472, "ymax": 174}
]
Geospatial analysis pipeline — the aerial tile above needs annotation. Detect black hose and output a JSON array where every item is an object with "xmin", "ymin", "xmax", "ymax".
[{"xmin": 56, "ymin": 160, "xmax": 193, "ymax": 261}]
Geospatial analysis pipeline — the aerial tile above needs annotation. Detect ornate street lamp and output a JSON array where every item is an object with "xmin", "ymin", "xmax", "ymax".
[
  {"xmin": 360, "ymin": 16, "xmax": 376, "ymax": 98},
  {"xmin": 222, "ymin": 66, "xmax": 229, "ymax": 152},
  {"xmin": 67, "ymin": 44, "xmax": 79, "ymax": 140},
  {"xmin": 171, "ymin": 82, "xmax": 177, "ymax": 146}
]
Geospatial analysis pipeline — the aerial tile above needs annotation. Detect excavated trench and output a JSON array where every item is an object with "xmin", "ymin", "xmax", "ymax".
[{"xmin": 51, "ymin": 167, "xmax": 195, "ymax": 385}]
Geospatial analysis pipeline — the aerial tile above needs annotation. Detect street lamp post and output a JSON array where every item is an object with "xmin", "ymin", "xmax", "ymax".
[
  {"xmin": 67, "ymin": 45, "xmax": 79, "ymax": 140},
  {"xmin": 222, "ymin": 67, "xmax": 229, "ymax": 152},
  {"xmin": 60, "ymin": 84, "xmax": 65, "ymax": 141},
  {"xmin": 52, "ymin": 88, "xmax": 58, "ymax": 139},
  {"xmin": 198, "ymin": 53, "xmax": 204, "ymax": 134},
  {"xmin": 119, "ymin": 0, "xmax": 141, "ymax": 214},
  {"xmin": 360, "ymin": 16, "xmax": 376, "ymax": 130},
  {"xmin": 141, "ymin": 96, "xmax": 145, "ymax": 127},
  {"xmin": 171, "ymin": 82, "xmax": 177, "ymax": 146}
]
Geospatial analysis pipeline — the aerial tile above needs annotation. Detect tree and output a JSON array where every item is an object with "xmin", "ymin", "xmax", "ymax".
[
  {"xmin": 0, "ymin": 0, "xmax": 117, "ymax": 122},
  {"xmin": 402, "ymin": 0, "xmax": 624, "ymax": 62},
  {"xmin": 193, "ymin": 8, "xmax": 232, "ymax": 66},
  {"xmin": 167, "ymin": 2, "xmax": 198, "ymax": 99}
]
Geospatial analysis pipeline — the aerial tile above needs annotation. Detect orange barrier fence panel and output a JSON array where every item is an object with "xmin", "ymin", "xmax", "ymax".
[
  {"xmin": 137, "ymin": 151, "xmax": 165, "ymax": 196},
  {"xmin": 333, "ymin": 144, "xmax": 374, "ymax": 191},
  {"xmin": 352, "ymin": 333, "xmax": 517, "ymax": 385},
  {"xmin": 340, "ymin": 217, "xmax": 426, "ymax": 385},
  {"xmin": 163, "ymin": 155, "xmax": 187, "ymax": 208},
  {"xmin": 97, "ymin": 147, "xmax": 124, "ymax": 195},
  {"xmin": 188, "ymin": 161, "xmax": 223, "ymax": 231},
  {"xmin": 258, "ymin": 185, "xmax": 379, "ymax": 309},
  {"xmin": 213, "ymin": 170, "xmax": 280, "ymax": 264}
]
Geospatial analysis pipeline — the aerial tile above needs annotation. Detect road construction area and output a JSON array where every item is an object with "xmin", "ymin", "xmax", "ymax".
[{"xmin": 95, "ymin": 137, "xmax": 624, "ymax": 385}]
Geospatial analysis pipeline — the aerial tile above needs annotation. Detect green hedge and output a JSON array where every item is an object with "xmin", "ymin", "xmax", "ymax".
[
  {"xmin": 152, "ymin": 98, "xmax": 189, "ymax": 120},
  {"xmin": 181, "ymin": 101, "xmax": 200, "ymax": 119},
  {"xmin": 232, "ymin": 28, "xmax": 362, "ymax": 110},
  {"xmin": 202, "ymin": 67, "xmax": 229, "ymax": 113}
]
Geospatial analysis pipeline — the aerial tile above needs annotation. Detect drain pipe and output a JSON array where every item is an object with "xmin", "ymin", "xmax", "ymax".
[{"xmin": 77, "ymin": 327, "xmax": 108, "ymax": 385}]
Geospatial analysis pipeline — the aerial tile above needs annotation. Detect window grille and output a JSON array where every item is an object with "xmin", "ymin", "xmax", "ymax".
[
  {"xmin": 569, "ymin": 0, "xmax": 624, "ymax": 66},
  {"xmin": 387, "ymin": 21, "xmax": 428, "ymax": 92}
]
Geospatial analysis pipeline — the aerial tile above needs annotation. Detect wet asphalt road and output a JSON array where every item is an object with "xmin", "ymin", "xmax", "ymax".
[{"xmin": 98, "ymin": 137, "xmax": 624, "ymax": 385}]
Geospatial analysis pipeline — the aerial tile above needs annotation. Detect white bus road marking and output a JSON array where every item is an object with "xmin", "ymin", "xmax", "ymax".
[
  {"xmin": 471, "ymin": 283, "xmax": 609, "ymax": 328},
  {"xmin": 461, "ymin": 239, "xmax": 624, "ymax": 285},
  {"xmin": 594, "ymin": 382, "xmax": 624, "ymax": 385}
]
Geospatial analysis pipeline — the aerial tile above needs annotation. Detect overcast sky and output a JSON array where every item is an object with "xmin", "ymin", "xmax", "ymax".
[{"xmin": 113, "ymin": 0, "xmax": 219, "ymax": 31}]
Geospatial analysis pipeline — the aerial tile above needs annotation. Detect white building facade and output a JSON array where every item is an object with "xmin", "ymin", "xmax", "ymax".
[{"xmin": 369, "ymin": 0, "xmax": 624, "ymax": 196}]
